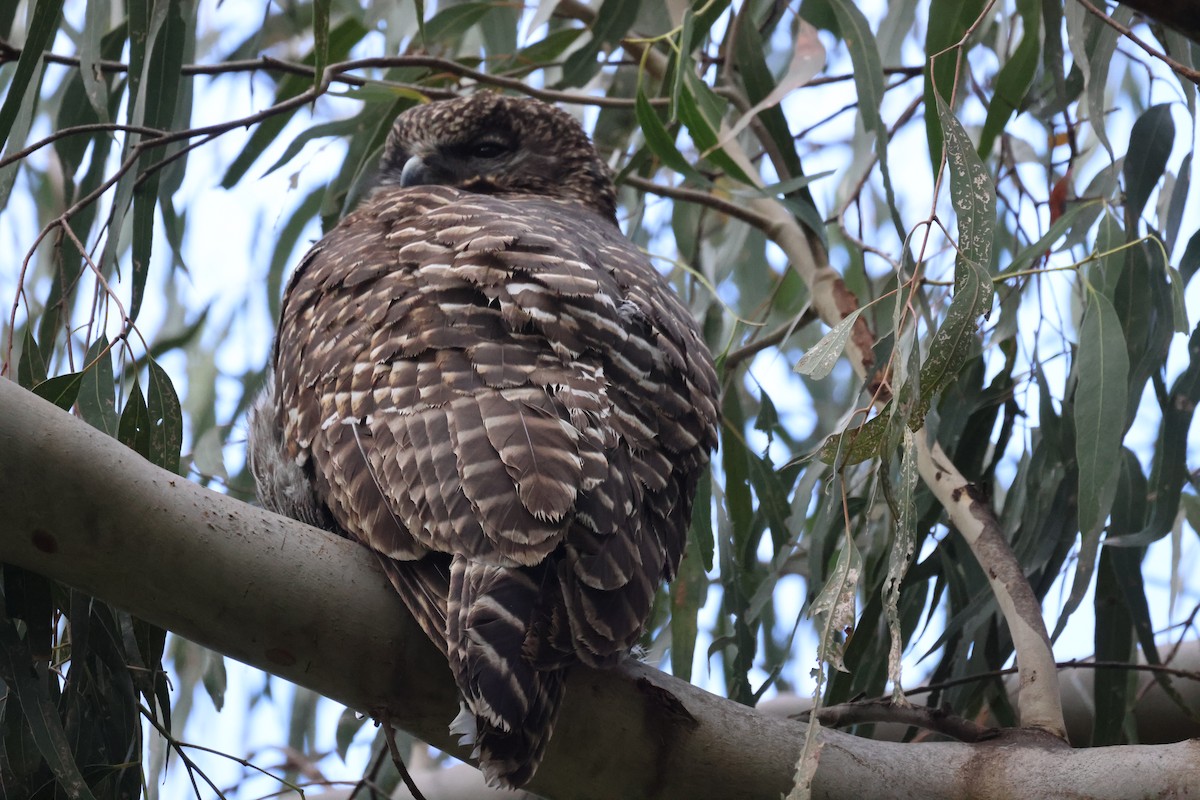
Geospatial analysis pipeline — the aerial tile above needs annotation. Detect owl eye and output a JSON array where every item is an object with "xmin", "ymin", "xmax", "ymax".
[{"xmin": 469, "ymin": 140, "xmax": 509, "ymax": 159}]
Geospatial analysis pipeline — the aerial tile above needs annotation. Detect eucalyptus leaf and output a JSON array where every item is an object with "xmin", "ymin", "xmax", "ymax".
[
  {"xmin": 1075, "ymin": 289, "xmax": 1129, "ymax": 539},
  {"xmin": 795, "ymin": 308, "xmax": 863, "ymax": 379},
  {"xmin": 1124, "ymin": 104, "xmax": 1175, "ymax": 225}
]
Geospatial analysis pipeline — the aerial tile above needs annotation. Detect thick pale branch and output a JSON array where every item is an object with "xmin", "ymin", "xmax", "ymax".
[
  {"xmin": 915, "ymin": 440, "xmax": 1067, "ymax": 734},
  {"xmin": 3, "ymin": 381, "xmax": 1199, "ymax": 798}
]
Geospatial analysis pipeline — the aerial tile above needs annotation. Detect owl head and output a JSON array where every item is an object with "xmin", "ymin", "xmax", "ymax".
[{"xmin": 378, "ymin": 93, "xmax": 617, "ymax": 222}]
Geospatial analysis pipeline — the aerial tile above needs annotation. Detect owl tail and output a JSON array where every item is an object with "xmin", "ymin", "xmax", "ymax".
[{"xmin": 447, "ymin": 556, "xmax": 567, "ymax": 788}]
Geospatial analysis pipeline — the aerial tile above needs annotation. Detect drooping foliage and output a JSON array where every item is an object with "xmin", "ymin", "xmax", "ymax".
[{"xmin": 1, "ymin": 0, "xmax": 1197, "ymax": 796}]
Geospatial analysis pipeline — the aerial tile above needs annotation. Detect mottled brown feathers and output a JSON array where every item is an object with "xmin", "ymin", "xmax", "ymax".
[{"xmin": 249, "ymin": 93, "xmax": 719, "ymax": 787}]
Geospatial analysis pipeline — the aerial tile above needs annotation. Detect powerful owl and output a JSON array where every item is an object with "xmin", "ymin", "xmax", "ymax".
[{"xmin": 248, "ymin": 92, "xmax": 719, "ymax": 787}]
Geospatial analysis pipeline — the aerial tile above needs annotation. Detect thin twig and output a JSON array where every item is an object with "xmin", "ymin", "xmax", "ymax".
[
  {"xmin": 905, "ymin": 659, "xmax": 1200, "ymax": 699},
  {"xmin": 622, "ymin": 174, "xmax": 775, "ymax": 229},
  {"xmin": 724, "ymin": 307, "xmax": 819, "ymax": 369},
  {"xmin": 0, "ymin": 42, "xmax": 666, "ymax": 108},
  {"xmin": 0, "ymin": 123, "xmax": 168, "ymax": 170},
  {"xmin": 1074, "ymin": 0, "xmax": 1200, "ymax": 86},
  {"xmin": 381, "ymin": 715, "xmax": 430, "ymax": 800},
  {"xmin": 346, "ymin": 739, "xmax": 392, "ymax": 800}
]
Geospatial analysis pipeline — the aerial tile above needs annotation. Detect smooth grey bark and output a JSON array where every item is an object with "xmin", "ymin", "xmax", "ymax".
[{"xmin": 1, "ymin": 377, "xmax": 1198, "ymax": 800}]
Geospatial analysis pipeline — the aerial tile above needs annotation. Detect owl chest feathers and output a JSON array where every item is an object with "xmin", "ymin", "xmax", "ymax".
[{"xmin": 272, "ymin": 187, "xmax": 715, "ymax": 571}]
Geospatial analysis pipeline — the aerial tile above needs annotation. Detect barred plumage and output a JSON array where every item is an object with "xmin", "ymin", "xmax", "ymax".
[{"xmin": 248, "ymin": 93, "xmax": 719, "ymax": 787}]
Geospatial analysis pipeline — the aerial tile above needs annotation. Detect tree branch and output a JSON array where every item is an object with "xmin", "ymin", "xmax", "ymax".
[{"xmin": 3, "ymin": 379, "xmax": 1199, "ymax": 798}]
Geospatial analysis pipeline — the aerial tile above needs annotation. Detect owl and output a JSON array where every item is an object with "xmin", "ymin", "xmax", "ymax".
[{"xmin": 249, "ymin": 92, "xmax": 719, "ymax": 787}]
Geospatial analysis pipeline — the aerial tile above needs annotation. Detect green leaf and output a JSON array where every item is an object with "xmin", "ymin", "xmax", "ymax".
[
  {"xmin": 671, "ymin": 6, "xmax": 696, "ymax": 110},
  {"xmin": 1105, "ymin": 540, "xmax": 1198, "ymax": 727},
  {"xmin": 32, "ymin": 373, "xmax": 83, "ymax": 411},
  {"xmin": 690, "ymin": 470, "xmax": 714, "ymax": 572},
  {"xmin": 557, "ymin": 0, "xmax": 640, "ymax": 88},
  {"xmin": 0, "ymin": 0, "xmax": 65, "ymax": 151},
  {"xmin": 1065, "ymin": 1, "xmax": 1126, "ymax": 159},
  {"xmin": 1108, "ymin": 321, "xmax": 1200, "ymax": 547},
  {"xmin": 118, "ymin": 380, "xmax": 151, "ymax": 457},
  {"xmin": 1114, "ymin": 241, "xmax": 1173, "ymax": 425},
  {"xmin": 125, "ymin": 611, "xmax": 170, "ymax": 721},
  {"xmin": 1168, "ymin": 264, "xmax": 1190, "ymax": 335},
  {"xmin": 1123, "ymin": 104, "xmax": 1175, "ymax": 225},
  {"xmin": 78, "ymin": 0, "xmax": 113, "ymax": 119},
  {"xmin": 1075, "ymin": 289, "xmax": 1129, "ymax": 539},
  {"xmin": 675, "ymin": 76, "xmax": 761, "ymax": 188},
  {"xmin": 127, "ymin": 0, "xmax": 191, "ymax": 322},
  {"xmin": 718, "ymin": 391, "xmax": 757, "ymax": 704},
  {"xmin": 313, "ymin": 0, "xmax": 330, "ymax": 93},
  {"xmin": 999, "ymin": 201, "xmax": 1096, "ymax": 279},
  {"xmin": 670, "ymin": 526, "xmax": 706, "ymax": 682},
  {"xmin": 422, "ymin": 2, "xmax": 493, "ymax": 43},
  {"xmin": 634, "ymin": 90, "xmax": 704, "ymax": 181},
  {"xmin": 202, "ymin": 652, "xmax": 227, "ymax": 712},
  {"xmin": 1164, "ymin": 152, "xmax": 1191, "ymax": 250},
  {"xmin": 731, "ymin": 170, "xmax": 835, "ymax": 200},
  {"xmin": 263, "ymin": 119, "xmax": 360, "ymax": 179},
  {"xmin": 221, "ymin": 17, "xmax": 370, "ymax": 187},
  {"xmin": 478, "ymin": 0, "xmax": 519, "ymax": 60},
  {"xmin": 721, "ymin": 393, "xmax": 755, "ymax": 571},
  {"xmin": 746, "ymin": 452, "xmax": 794, "ymax": 556},
  {"xmin": 977, "ymin": 0, "xmax": 1039, "ymax": 157},
  {"xmin": 146, "ymin": 358, "xmax": 184, "ymax": 473},
  {"xmin": 795, "ymin": 308, "xmax": 863, "ymax": 379},
  {"xmin": 937, "ymin": 92, "xmax": 996, "ymax": 275},
  {"xmin": 336, "ymin": 706, "xmax": 369, "ymax": 762},
  {"xmin": 1180, "ymin": 228, "xmax": 1200, "ymax": 286},
  {"xmin": 0, "ymin": 622, "xmax": 100, "ymax": 800},
  {"xmin": 514, "ymin": 27, "xmax": 585, "ymax": 67},
  {"xmin": 1092, "ymin": 547, "xmax": 1135, "ymax": 745},
  {"xmin": 827, "ymin": 0, "xmax": 905, "ymax": 242},
  {"xmin": 818, "ymin": 412, "xmax": 890, "ymax": 466},
  {"xmin": 413, "ymin": 0, "xmax": 425, "ymax": 41},
  {"xmin": 923, "ymin": 0, "xmax": 987, "ymax": 169},
  {"xmin": 17, "ymin": 328, "xmax": 48, "ymax": 389},
  {"xmin": 0, "ymin": 43, "xmax": 48, "ymax": 207}
]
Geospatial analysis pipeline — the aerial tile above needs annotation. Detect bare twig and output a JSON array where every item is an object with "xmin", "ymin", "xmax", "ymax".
[
  {"xmin": 0, "ymin": 42, "xmax": 666, "ymax": 108},
  {"xmin": 622, "ymin": 174, "xmax": 775, "ymax": 229},
  {"xmin": 901, "ymin": 658, "xmax": 1200, "ymax": 699},
  {"xmin": 0, "ymin": 123, "xmax": 168, "ymax": 170},
  {"xmin": 381, "ymin": 715, "xmax": 430, "ymax": 800},
  {"xmin": 724, "ymin": 307, "xmax": 819, "ymax": 369},
  {"xmin": 1074, "ymin": 0, "xmax": 1200, "ymax": 85}
]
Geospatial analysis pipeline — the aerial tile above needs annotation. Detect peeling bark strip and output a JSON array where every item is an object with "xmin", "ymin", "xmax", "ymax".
[{"xmin": 1, "ymin": 381, "xmax": 1196, "ymax": 799}]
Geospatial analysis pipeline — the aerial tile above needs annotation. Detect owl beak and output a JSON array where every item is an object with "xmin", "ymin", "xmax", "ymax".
[{"xmin": 400, "ymin": 155, "xmax": 437, "ymax": 187}]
